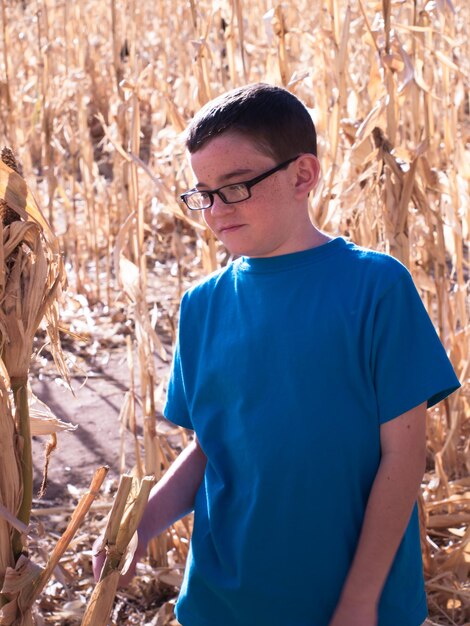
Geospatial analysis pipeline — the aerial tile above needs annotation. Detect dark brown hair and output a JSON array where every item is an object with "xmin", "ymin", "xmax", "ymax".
[{"xmin": 186, "ymin": 83, "xmax": 317, "ymax": 160}]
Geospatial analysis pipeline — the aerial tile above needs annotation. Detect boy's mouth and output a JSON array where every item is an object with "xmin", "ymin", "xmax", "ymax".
[{"xmin": 219, "ymin": 224, "xmax": 245, "ymax": 233}]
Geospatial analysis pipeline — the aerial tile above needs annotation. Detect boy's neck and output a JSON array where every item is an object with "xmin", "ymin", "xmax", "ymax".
[
  {"xmin": 248, "ymin": 226, "xmax": 333, "ymax": 259},
  {"xmin": 283, "ymin": 222, "xmax": 333, "ymax": 255},
  {"xmin": 304, "ymin": 226, "xmax": 333, "ymax": 250}
]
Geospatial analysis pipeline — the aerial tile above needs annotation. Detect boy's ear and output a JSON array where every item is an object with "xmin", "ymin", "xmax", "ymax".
[{"xmin": 293, "ymin": 154, "xmax": 321, "ymax": 198}]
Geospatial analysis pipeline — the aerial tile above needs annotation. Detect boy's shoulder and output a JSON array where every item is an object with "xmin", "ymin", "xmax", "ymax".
[
  {"xmin": 181, "ymin": 238, "xmax": 412, "ymax": 305},
  {"xmin": 340, "ymin": 239, "xmax": 411, "ymax": 284},
  {"xmin": 340, "ymin": 238, "xmax": 400, "ymax": 264},
  {"xmin": 181, "ymin": 260, "xmax": 237, "ymax": 304}
]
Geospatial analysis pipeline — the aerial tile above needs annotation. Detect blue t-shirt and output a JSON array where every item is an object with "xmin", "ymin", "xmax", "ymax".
[{"xmin": 164, "ymin": 237, "xmax": 460, "ymax": 626}]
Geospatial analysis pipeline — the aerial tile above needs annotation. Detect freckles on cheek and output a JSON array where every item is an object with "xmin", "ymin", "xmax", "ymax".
[{"xmin": 202, "ymin": 210, "xmax": 214, "ymax": 231}]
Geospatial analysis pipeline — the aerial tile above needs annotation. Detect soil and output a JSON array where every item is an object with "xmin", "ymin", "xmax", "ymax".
[
  {"xmin": 31, "ymin": 345, "xmax": 172, "ymax": 500},
  {"xmin": 19, "ymin": 253, "xmax": 196, "ymax": 624}
]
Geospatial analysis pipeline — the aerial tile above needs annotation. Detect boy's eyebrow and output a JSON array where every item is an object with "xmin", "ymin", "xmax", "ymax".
[{"xmin": 196, "ymin": 167, "xmax": 256, "ymax": 188}]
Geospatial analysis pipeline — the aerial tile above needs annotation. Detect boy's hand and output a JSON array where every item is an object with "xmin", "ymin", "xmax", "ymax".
[
  {"xmin": 91, "ymin": 535, "xmax": 106, "ymax": 581},
  {"xmin": 328, "ymin": 599, "xmax": 377, "ymax": 626},
  {"xmin": 92, "ymin": 532, "xmax": 147, "ymax": 587}
]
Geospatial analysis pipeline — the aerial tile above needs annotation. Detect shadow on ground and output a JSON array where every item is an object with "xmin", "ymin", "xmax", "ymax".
[{"xmin": 31, "ymin": 347, "xmax": 170, "ymax": 501}]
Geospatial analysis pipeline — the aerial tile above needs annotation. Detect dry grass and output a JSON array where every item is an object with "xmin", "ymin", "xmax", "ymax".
[{"xmin": 0, "ymin": 0, "xmax": 469, "ymax": 623}]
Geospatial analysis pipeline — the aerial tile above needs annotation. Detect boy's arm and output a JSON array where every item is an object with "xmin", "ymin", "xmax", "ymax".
[
  {"xmin": 93, "ymin": 437, "xmax": 207, "ymax": 584},
  {"xmin": 137, "ymin": 437, "xmax": 207, "ymax": 544},
  {"xmin": 328, "ymin": 401, "xmax": 427, "ymax": 626}
]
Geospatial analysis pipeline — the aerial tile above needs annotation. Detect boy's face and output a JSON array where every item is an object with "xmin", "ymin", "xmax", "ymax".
[{"xmin": 188, "ymin": 132, "xmax": 320, "ymax": 258}]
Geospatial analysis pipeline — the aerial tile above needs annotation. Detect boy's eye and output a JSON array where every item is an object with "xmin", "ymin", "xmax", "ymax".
[
  {"xmin": 224, "ymin": 183, "xmax": 246, "ymax": 192},
  {"xmin": 221, "ymin": 183, "xmax": 249, "ymax": 200}
]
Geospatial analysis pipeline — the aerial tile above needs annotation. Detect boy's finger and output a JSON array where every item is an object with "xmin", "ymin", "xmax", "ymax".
[{"xmin": 92, "ymin": 534, "xmax": 105, "ymax": 556}]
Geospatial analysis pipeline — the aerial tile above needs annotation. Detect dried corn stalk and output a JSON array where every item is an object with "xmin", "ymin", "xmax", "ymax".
[
  {"xmin": 0, "ymin": 365, "xmax": 21, "ymax": 606},
  {"xmin": 0, "ymin": 148, "xmax": 70, "ymax": 624},
  {"xmin": 83, "ymin": 474, "xmax": 155, "ymax": 626},
  {"xmin": 0, "ymin": 467, "xmax": 108, "ymax": 626}
]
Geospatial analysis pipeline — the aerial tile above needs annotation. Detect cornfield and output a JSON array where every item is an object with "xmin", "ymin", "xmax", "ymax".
[{"xmin": 0, "ymin": 0, "xmax": 469, "ymax": 624}]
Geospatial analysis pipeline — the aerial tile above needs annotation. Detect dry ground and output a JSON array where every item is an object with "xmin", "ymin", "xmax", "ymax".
[
  {"xmin": 31, "ymin": 346, "xmax": 162, "ymax": 499},
  {"xmin": 29, "ymin": 342, "xmax": 183, "ymax": 626}
]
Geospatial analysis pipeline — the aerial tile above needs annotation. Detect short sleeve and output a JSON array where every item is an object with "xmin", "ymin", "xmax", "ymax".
[
  {"xmin": 371, "ymin": 270, "xmax": 460, "ymax": 424},
  {"xmin": 163, "ymin": 297, "xmax": 194, "ymax": 430},
  {"xmin": 163, "ymin": 342, "xmax": 193, "ymax": 430}
]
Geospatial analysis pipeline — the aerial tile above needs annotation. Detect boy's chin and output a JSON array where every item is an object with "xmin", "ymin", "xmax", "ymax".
[
  {"xmin": 223, "ymin": 243, "xmax": 257, "ymax": 257},
  {"xmin": 226, "ymin": 247, "xmax": 272, "ymax": 258},
  {"xmin": 219, "ymin": 236, "xmax": 278, "ymax": 258},
  {"xmin": 219, "ymin": 240, "xmax": 248, "ymax": 257}
]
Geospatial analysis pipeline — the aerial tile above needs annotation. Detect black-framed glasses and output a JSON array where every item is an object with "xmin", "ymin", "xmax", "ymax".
[{"xmin": 180, "ymin": 155, "xmax": 300, "ymax": 211}]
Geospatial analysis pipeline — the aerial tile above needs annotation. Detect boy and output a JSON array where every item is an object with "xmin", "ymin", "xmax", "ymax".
[{"xmin": 94, "ymin": 83, "xmax": 460, "ymax": 626}]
